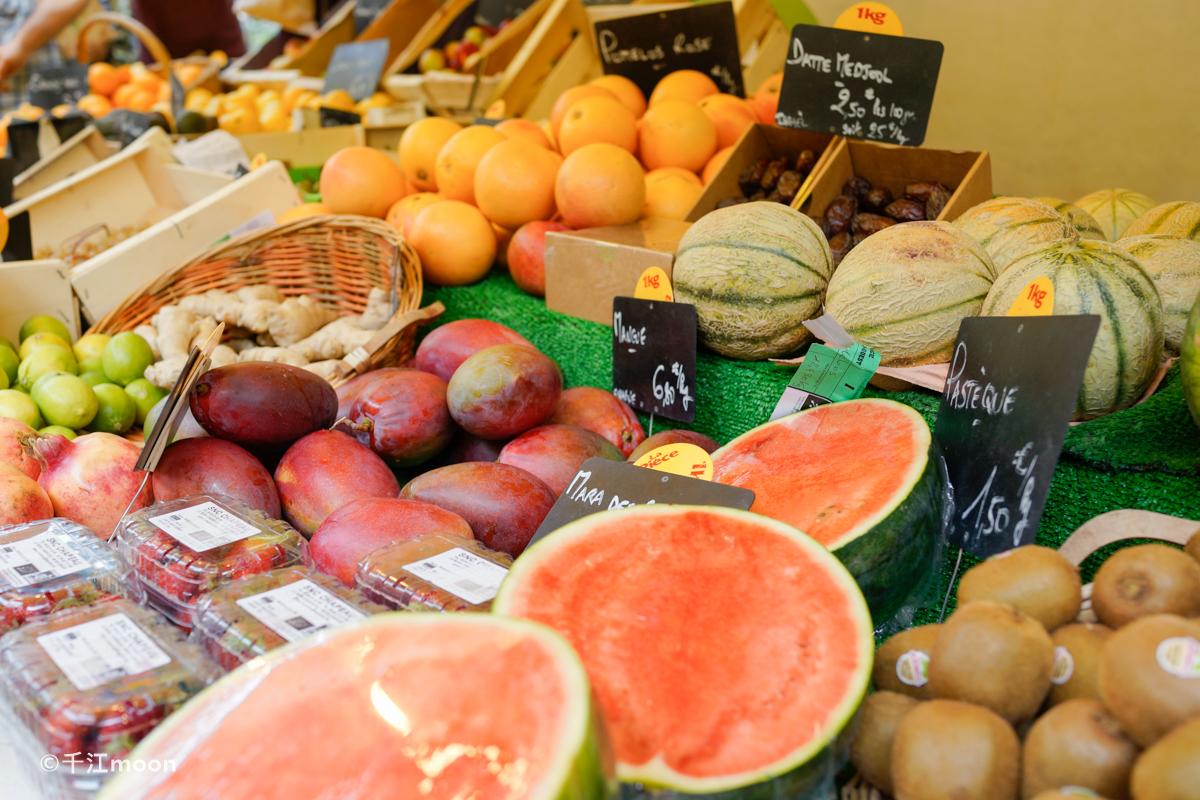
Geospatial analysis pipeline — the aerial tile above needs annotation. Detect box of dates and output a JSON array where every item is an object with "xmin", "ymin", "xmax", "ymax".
[{"xmin": 355, "ymin": 533, "xmax": 512, "ymax": 613}]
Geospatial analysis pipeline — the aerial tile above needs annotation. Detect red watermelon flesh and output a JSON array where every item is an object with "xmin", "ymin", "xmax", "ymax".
[
  {"xmin": 99, "ymin": 616, "xmax": 613, "ymax": 800},
  {"xmin": 494, "ymin": 506, "xmax": 873, "ymax": 794}
]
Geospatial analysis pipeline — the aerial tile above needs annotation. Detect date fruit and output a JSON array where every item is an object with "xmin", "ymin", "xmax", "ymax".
[
  {"xmin": 925, "ymin": 186, "xmax": 952, "ymax": 220},
  {"xmin": 795, "ymin": 150, "xmax": 816, "ymax": 174},
  {"xmin": 842, "ymin": 176, "xmax": 872, "ymax": 201},
  {"xmin": 829, "ymin": 232, "xmax": 853, "ymax": 266},
  {"xmin": 775, "ymin": 171, "xmax": 803, "ymax": 203},
  {"xmin": 851, "ymin": 213, "xmax": 896, "ymax": 236},
  {"xmin": 862, "ymin": 186, "xmax": 894, "ymax": 214},
  {"xmin": 739, "ymin": 159, "xmax": 770, "ymax": 194},
  {"xmin": 904, "ymin": 181, "xmax": 950, "ymax": 203},
  {"xmin": 884, "ymin": 198, "xmax": 927, "ymax": 222},
  {"xmin": 824, "ymin": 195, "xmax": 858, "ymax": 235}
]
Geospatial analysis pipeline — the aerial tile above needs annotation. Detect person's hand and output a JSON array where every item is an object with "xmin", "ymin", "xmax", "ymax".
[{"xmin": 0, "ymin": 39, "xmax": 30, "ymax": 83}]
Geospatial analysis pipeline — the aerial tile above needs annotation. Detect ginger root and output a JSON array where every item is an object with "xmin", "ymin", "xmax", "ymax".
[
  {"xmin": 152, "ymin": 306, "xmax": 197, "ymax": 360},
  {"xmin": 358, "ymin": 287, "xmax": 392, "ymax": 331},
  {"xmin": 237, "ymin": 285, "xmax": 283, "ymax": 304},
  {"xmin": 288, "ymin": 317, "xmax": 373, "ymax": 361},
  {"xmin": 238, "ymin": 299, "xmax": 279, "ymax": 333},
  {"xmin": 133, "ymin": 324, "xmax": 159, "ymax": 359},
  {"xmin": 268, "ymin": 296, "xmax": 338, "ymax": 346},
  {"xmin": 238, "ymin": 347, "xmax": 310, "ymax": 367},
  {"xmin": 304, "ymin": 360, "xmax": 344, "ymax": 381}
]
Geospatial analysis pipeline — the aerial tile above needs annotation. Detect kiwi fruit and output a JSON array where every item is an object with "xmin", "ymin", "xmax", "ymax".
[
  {"xmin": 958, "ymin": 545, "xmax": 1082, "ymax": 630},
  {"xmin": 1186, "ymin": 527, "xmax": 1200, "ymax": 564},
  {"xmin": 928, "ymin": 600, "xmax": 1055, "ymax": 724},
  {"xmin": 1098, "ymin": 613, "xmax": 1200, "ymax": 747},
  {"xmin": 1091, "ymin": 544, "xmax": 1200, "ymax": 628},
  {"xmin": 1021, "ymin": 698, "xmax": 1138, "ymax": 800},
  {"xmin": 891, "ymin": 698, "xmax": 1020, "ymax": 800},
  {"xmin": 1049, "ymin": 623, "xmax": 1114, "ymax": 705},
  {"xmin": 849, "ymin": 691, "xmax": 919, "ymax": 794},
  {"xmin": 1129, "ymin": 715, "xmax": 1200, "ymax": 800},
  {"xmin": 873, "ymin": 624, "xmax": 939, "ymax": 700},
  {"xmin": 1030, "ymin": 792, "xmax": 1107, "ymax": 800}
]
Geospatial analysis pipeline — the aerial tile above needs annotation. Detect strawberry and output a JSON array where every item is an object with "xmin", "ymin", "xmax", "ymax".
[
  {"xmin": 92, "ymin": 695, "xmax": 164, "ymax": 758},
  {"xmin": 41, "ymin": 697, "xmax": 95, "ymax": 758},
  {"xmin": 223, "ymin": 538, "xmax": 282, "ymax": 580}
]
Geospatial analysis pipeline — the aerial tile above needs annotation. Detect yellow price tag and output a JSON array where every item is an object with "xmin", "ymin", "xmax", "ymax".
[
  {"xmin": 834, "ymin": 2, "xmax": 904, "ymax": 36},
  {"xmin": 633, "ymin": 443, "xmax": 713, "ymax": 481},
  {"xmin": 634, "ymin": 266, "xmax": 673, "ymax": 302},
  {"xmin": 1006, "ymin": 277, "xmax": 1055, "ymax": 316}
]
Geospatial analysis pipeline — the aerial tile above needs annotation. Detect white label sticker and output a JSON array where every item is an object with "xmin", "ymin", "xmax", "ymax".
[
  {"xmin": 235, "ymin": 579, "xmax": 367, "ymax": 643},
  {"xmin": 769, "ymin": 386, "xmax": 831, "ymax": 422},
  {"xmin": 1051, "ymin": 645, "xmax": 1074, "ymax": 685},
  {"xmin": 1156, "ymin": 636, "xmax": 1200, "ymax": 679},
  {"xmin": 402, "ymin": 548, "xmax": 509, "ymax": 605},
  {"xmin": 148, "ymin": 502, "xmax": 260, "ymax": 553},
  {"xmin": 37, "ymin": 613, "xmax": 172, "ymax": 691},
  {"xmin": 0, "ymin": 533, "xmax": 91, "ymax": 587},
  {"xmin": 895, "ymin": 649, "xmax": 930, "ymax": 688}
]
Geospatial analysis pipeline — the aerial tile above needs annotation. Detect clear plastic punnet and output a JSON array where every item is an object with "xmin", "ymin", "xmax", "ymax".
[
  {"xmin": 0, "ymin": 518, "xmax": 133, "ymax": 636},
  {"xmin": 0, "ymin": 599, "xmax": 220, "ymax": 797},
  {"xmin": 115, "ymin": 495, "xmax": 306, "ymax": 630},
  {"xmin": 189, "ymin": 566, "xmax": 388, "ymax": 671},
  {"xmin": 355, "ymin": 533, "xmax": 512, "ymax": 612}
]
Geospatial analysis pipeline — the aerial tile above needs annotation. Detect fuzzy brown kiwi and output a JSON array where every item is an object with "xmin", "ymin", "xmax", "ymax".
[
  {"xmin": 1186, "ymin": 527, "xmax": 1200, "ymax": 564},
  {"xmin": 849, "ymin": 691, "xmax": 919, "ymax": 794},
  {"xmin": 1098, "ymin": 613, "xmax": 1200, "ymax": 747},
  {"xmin": 891, "ymin": 699, "xmax": 1020, "ymax": 800},
  {"xmin": 1049, "ymin": 623, "xmax": 1114, "ymax": 705},
  {"xmin": 1129, "ymin": 715, "xmax": 1200, "ymax": 800},
  {"xmin": 928, "ymin": 601, "xmax": 1055, "ymax": 724},
  {"xmin": 1021, "ymin": 698, "xmax": 1138, "ymax": 800},
  {"xmin": 957, "ymin": 545, "xmax": 1082, "ymax": 631},
  {"xmin": 873, "ymin": 624, "xmax": 939, "ymax": 700},
  {"xmin": 1091, "ymin": 544, "xmax": 1200, "ymax": 628},
  {"xmin": 1030, "ymin": 791, "xmax": 1108, "ymax": 800}
]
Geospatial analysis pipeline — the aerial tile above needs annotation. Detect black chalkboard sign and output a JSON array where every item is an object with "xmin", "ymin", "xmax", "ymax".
[
  {"xmin": 593, "ymin": 2, "xmax": 744, "ymax": 98},
  {"xmin": 475, "ymin": 0, "xmax": 528, "ymax": 28},
  {"xmin": 319, "ymin": 107, "xmax": 362, "ymax": 127},
  {"xmin": 28, "ymin": 63, "xmax": 89, "ymax": 109},
  {"xmin": 933, "ymin": 315, "xmax": 1100, "ymax": 558},
  {"xmin": 528, "ymin": 457, "xmax": 755, "ymax": 545},
  {"xmin": 775, "ymin": 24, "xmax": 943, "ymax": 146},
  {"xmin": 612, "ymin": 296, "xmax": 696, "ymax": 424},
  {"xmin": 6, "ymin": 120, "xmax": 41, "ymax": 174},
  {"xmin": 354, "ymin": 0, "xmax": 393, "ymax": 35},
  {"xmin": 323, "ymin": 39, "xmax": 390, "ymax": 100}
]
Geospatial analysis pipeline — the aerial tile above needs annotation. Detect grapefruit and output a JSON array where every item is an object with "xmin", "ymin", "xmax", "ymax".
[
  {"xmin": 398, "ymin": 117, "xmax": 463, "ymax": 192},
  {"xmin": 555, "ymin": 143, "xmax": 645, "ymax": 229},
  {"xmin": 275, "ymin": 202, "xmax": 333, "ymax": 224},
  {"xmin": 474, "ymin": 140, "xmax": 562, "ymax": 230},
  {"xmin": 648, "ymin": 69, "xmax": 719, "ymax": 107},
  {"xmin": 589, "ymin": 74, "xmax": 647, "ymax": 118},
  {"xmin": 550, "ymin": 84, "xmax": 616, "ymax": 138},
  {"xmin": 320, "ymin": 147, "xmax": 409, "ymax": 218},
  {"xmin": 409, "ymin": 200, "xmax": 497, "ymax": 286},
  {"xmin": 752, "ymin": 72, "xmax": 783, "ymax": 125},
  {"xmin": 495, "ymin": 117, "xmax": 552, "ymax": 150},
  {"xmin": 639, "ymin": 100, "xmax": 718, "ymax": 173},
  {"xmin": 556, "ymin": 96, "xmax": 638, "ymax": 157},
  {"xmin": 434, "ymin": 125, "xmax": 506, "ymax": 205},
  {"xmin": 385, "ymin": 192, "xmax": 443, "ymax": 237},
  {"xmin": 702, "ymin": 145, "xmax": 735, "ymax": 184},
  {"xmin": 641, "ymin": 169, "xmax": 703, "ymax": 221},
  {"xmin": 698, "ymin": 93, "xmax": 757, "ymax": 149}
]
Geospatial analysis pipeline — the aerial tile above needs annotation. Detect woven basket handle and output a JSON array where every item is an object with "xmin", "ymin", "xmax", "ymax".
[{"xmin": 75, "ymin": 12, "xmax": 173, "ymax": 77}]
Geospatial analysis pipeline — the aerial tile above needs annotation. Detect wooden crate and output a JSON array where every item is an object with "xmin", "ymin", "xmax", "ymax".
[
  {"xmin": 12, "ymin": 126, "xmax": 111, "ymax": 201},
  {"xmin": 0, "ymin": 260, "xmax": 76, "ymax": 344},
  {"xmin": 734, "ymin": 0, "xmax": 789, "ymax": 93},
  {"xmin": 385, "ymin": 0, "xmax": 474, "ymax": 77},
  {"xmin": 275, "ymin": 1, "xmax": 356, "ymax": 77},
  {"xmin": 71, "ymin": 161, "xmax": 301, "ymax": 323},
  {"xmin": 234, "ymin": 125, "xmax": 366, "ymax": 169},
  {"xmin": 165, "ymin": 164, "xmax": 233, "ymax": 206},
  {"xmin": 495, "ymin": 0, "xmax": 595, "ymax": 120},
  {"xmin": 519, "ymin": 26, "xmax": 601, "ymax": 122}
]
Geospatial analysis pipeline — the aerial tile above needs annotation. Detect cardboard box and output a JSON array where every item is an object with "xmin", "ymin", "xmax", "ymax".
[
  {"xmin": 806, "ymin": 138, "xmax": 993, "ymax": 224},
  {"xmin": 545, "ymin": 219, "xmax": 692, "ymax": 326},
  {"xmin": 0, "ymin": 259, "xmax": 75, "ymax": 344},
  {"xmin": 686, "ymin": 124, "xmax": 838, "ymax": 222}
]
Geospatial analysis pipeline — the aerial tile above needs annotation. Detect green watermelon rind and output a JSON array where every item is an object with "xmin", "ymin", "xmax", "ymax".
[
  {"xmin": 97, "ymin": 613, "xmax": 617, "ymax": 800},
  {"xmin": 494, "ymin": 505, "xmax": 874, "ymax": 799}
]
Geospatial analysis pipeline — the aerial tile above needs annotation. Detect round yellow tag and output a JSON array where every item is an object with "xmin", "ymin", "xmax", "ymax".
[
  {"xmin": 834, "ymin": 2, "xmax": 904, "ymax": 36},
  {"xmin": 633, "ymin": 443, "xmax": 713, "ymax": 481},
  {"xmin": 1006, "ymin": 276, "xmax": 1056, "ymax": 316},
  {"xmin": 634, "ymin": 266, "xmax": 674, "ymax": 302}
]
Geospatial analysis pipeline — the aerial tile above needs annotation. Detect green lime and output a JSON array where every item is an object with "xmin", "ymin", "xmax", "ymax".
[
  {"xmin": 72, "ymin": 334, "xmax": 111, "ymax": 362},
  {"xmin": 88, "ymin": 383, "xmax": 135, "ymax": 434},
  {"xmin": 18, "ymin": 345, "xmax": 77, "ymax": 391},
  {"xmin": 124, "ymin": 378, "xmax": 169, "ymax": 426},
  {"xmin": 0, "ymin": 336, "xmax": 14, "ymax": 353},
  {"xmin": 0, "ymin": 370, "xmax": 7, "ymax": 391},
  {"xmin": 101, "ymin": 332, "xmax": 155, "ymax": 387},
  {"xmin": 31, "ymin": 370, "xmax": 70, "ymax": 396},
  {"xmin": 32, "ymin": 374, "xmax": 98, "ymax": 429},
  {"xmin": 143, "ymin": 396, "xmax": 167, "ymax": 435},
  {"xmin": 39, "ymin": 425, "xmax": 77, "ymax": 440},
  {"xmin": 79, "ymin": 371, "xmax": 108, "ymax": 388},
  {"xmin": 19, "ymin": 315, "xmax": 71, "ymax": 345},
  {"xmin": 0, "ymin": 389, "xmax": 43, "ymax": 428},
  {"xmin": 0, "ymin": 347, "xmax": 18, "ymax": 386},
  {"xmin": 19, "ymin": 331, "xmax": 72, "ymax": 361},
  {"xmin": 78, "ymin": 357, "xmax": 103, "ymax": 375},
  {"xmin": 177, "ymin": 110, "xmax": 208, "ymax": 134}
]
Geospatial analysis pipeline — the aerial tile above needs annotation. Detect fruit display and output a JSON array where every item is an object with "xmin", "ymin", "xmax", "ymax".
[
  {"xmin": 417, "ymin": 23, "xmax": 508, "ymax": 74},
  {"xmin": 1032, "ymin": 196, "xmax": 1107, "ymax": 241},
  {"xmin": 955, "ymin": 196, "xmax": 1074, "ymax": 274},
  {"xmin": 1117, "ymin": 235, "xmax": 1200, "ymax": 353},
  {"xmin": 1120, "ymin": 200, "xmax": 1200, "ymax": 241},
  {"xmin": 355, "ymin": 532, "xmax": 513, "ymax": 612},
  {"xmin": 819, "ymin": 177, "xmax": 955, "ymax": 264},
  {"xmin": 715, "ymin": 148, "xmax": 818, "ymax": 209},
  {"xmin": 1074, "ymin": 188, "xmax": 1158, "ymax": 241}
]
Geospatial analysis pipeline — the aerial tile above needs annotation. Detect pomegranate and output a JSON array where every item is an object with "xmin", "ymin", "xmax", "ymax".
[
  {"xmin": 0, "ymin": 462, "xmax": 53, "ymax": 526},
  {"xmin": 0, "ymin": 417, "xmax": 41, "ymax": 479}
]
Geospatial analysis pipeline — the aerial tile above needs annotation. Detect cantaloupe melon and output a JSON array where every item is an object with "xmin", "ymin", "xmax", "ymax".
[
  {"xmin": 955, "ymin": 197, "xmax": 1072, "ymax": 274},
  {"xmin": 1033, "ymin": 197, "xmax": 1106, "ymax": 241},
  {"xmin": 1074, "ymin": 189, "xmax": 1156, "ymax": 242},
  {"xmin": 1119, "ymin": 235, "xmax": 1200, "ymax": 353},
  {"xmin": 1121, "ymin": 201, "xmax": 1200, "ymax": 242},
  {"xmin": 672, "ymin": 202, "xmax": 833, "ymax": 360},
  {"xmin": 824, "ymin": 221, "xmax": 996, "ymax": 366},
  {"xmin": 982, "ymin": 236, "xmax": 1164, "ymax": 419}
]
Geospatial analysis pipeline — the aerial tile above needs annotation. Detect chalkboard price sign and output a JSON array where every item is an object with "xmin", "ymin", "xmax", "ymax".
[
  {"xmin": 592, "ymin": 2, "xmax": 744, "ymax": 98},
  {"xmin": 933, "ymin": 315, "xmax": 1100, "ymax": 558},
  {"xmin": 612, "ymin": 296, "xmax": 697, "ymax": 424},
  {"xmin": 323, "ymin": 39, "xmax": 390, "ymax": 101},
  {"xmin": 775, "ymin": 24, "xmax": 943, "ymax": 146},
  {"xmin": 528, "ymin": 457, "xmax": 755, "ymax": 545},
  {"xmin": 28, "ymin": 63, "xmax": 90, "ymax": 109},
  {"xmin": 354, "ymin": 0, "xmax": 392, "ymax": 35}
]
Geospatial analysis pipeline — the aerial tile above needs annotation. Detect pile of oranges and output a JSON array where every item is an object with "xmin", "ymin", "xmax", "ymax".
[
  {"xmin": 77, "ymin": 59, "xmax": 221, "ymax": 120},
  {"xmin": 182, "ymin": 84, "xmax": 394, "ymax": 135}
]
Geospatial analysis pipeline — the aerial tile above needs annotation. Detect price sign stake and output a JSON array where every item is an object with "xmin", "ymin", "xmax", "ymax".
[{"xmin": 612, "ymin": 296, "xmax": 696, "ymax": 426}]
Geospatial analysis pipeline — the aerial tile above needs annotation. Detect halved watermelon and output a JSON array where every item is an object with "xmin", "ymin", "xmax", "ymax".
[
  {"xmin": 494, "ymin": 506, "xmax": 873, "ymax": 798},
  {"xmin": 98, "ymin": 614, "xmax": 616, "ymax": 800},
  {"xmin": 711, "ymin": 398, "xmax": 944, "ymax": 622}
]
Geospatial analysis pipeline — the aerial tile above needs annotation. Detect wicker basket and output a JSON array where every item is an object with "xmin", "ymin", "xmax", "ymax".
[
  {"xmin": 87, "ymin": 215, "xmax": 431, "ymax": 383},
  {"xmin": 74, "ymin": 12, "xmax": 222, "ymax": 93}
]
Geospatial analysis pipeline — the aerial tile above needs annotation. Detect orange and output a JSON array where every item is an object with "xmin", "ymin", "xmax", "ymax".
[
  {"xmin": 386, "ymin": 193, "xmax": 443, "ymax": 237},
  {"xmin": 589, "ymin": 74, "xmax": 646, "ymax": 119},
  {"xmin": 174, "ymin": 63, "xmax": 204, "ymax": 87},
  {"xmin": 752, "ymin": 72, "xmax": 783, "ymax": 125},
  {"xmin": 642, "ymin": 169, "xmax": 703, "ymax": 221},
  {"xmin": 701, "ymin": 145, "xmax": 734, "ymax": 185},
  {"xmin": 130, "ymin": 69, "xmax": 162, "ymax": 93},
  {"xmin": 320, "ymin": 89, "xmax": 356, "ymax": 113},
  {"xmin": 408, "ymin": 200, "xmax": 497, "ymax": 286},
  {"xmin": 495, "ymin": 118, "xmax": 552, "ymax": 150},
  {"xmin": 276, "ymin": 202, "xmax": 332, "ymax": 224},
  {"xmin": 76, "ymin": 93, "xmax": 113, "ymax": 118},
  {"xmin": 156, "ymin": 81, "xmax": 172, "ymax": 103},
  {"xmin": 184, "ymin": 87, "xmax": 213, "ymax": 112},
  {"xmin": 434, "ymin": 125, "xmax": 506, "ymax": 205},
  {"xmin": 258, "ymin": 102, "xmax": 290, "ymax": 132},
  {"xmin": 126, "ymin": 89, "xmax": 158, "ymax": 114},
  {"xmin": 322, "ymin": 146, "xmax": 409, "ymax": 218},
  {"xmin": 550, "ymin": 84, "xmax": 616, "ymax": 138},
  {"xmin": 474, "ymin": 140, "xmax": 562, "ymax": 230},
  {"xmin": 88, "ymin": 63, "xmax": 120, "ymax": 97},
  {"xmin": 217, "ymin": 105, "xmax": 260, "ymax": 133},
  {"xmin": 557, "ymin": 96, "xmax": 638, "ymax": 157},
  {"xmin": 646, "ymin": 167, "xmax": 702, "ymax": 188},
  {"xmin": 112, "ymin": 83, "xmax": 139, "ymax": 109},
  {"xmin": 398, "ymin": 117, "xmax": 463, "ymax": 192},
  {"xmin": 354, "ymin": 92, "xmax": 392, "ymax": 116},
  {"xmin": 648, "ymin": 70, "xmax": 719, "ymax": 107},
  {"xmin": 698, "ymin": 94, "xmax": 757, "ymax": 150},
  {"xmin": 0, "ymin": 208, "xmax": 7, "ymax": 251},
  {"xmin": 113, "ymin": 64, "xmax": 131, "ymax": 87},
  {"xmin": 638, "ymin": 100, "xmax": 717, "ymax": 173},
  {"xmin": 282, "ymin": 85, "xmax": 308, "ymax": 113},
  {"xmin": 493, "ymin": 222, "xmax": 513, "ymax": 269},
  {"xmin": 555, "ymin": 142, "xmax": 645, "ymax": 229},
  {"xmin": 254, "ymin": 89, "xmax": 282, "ymax": 110}
]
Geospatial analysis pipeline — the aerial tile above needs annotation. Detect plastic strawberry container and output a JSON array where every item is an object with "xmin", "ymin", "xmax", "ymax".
[
  {"xmin": 0, "ymin": 519, "xmax": 134, "ymax": 637},
  {"xmin": 190, "ymin": 566, "xmax": 388, "ymax": 671},
  {"xmin": 116, "ymin": 494, "xmax": 306, "ymax": 631},
  {"xmin": 355, "ymin": 533, "xmax": 512, "ymax": 612}
]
